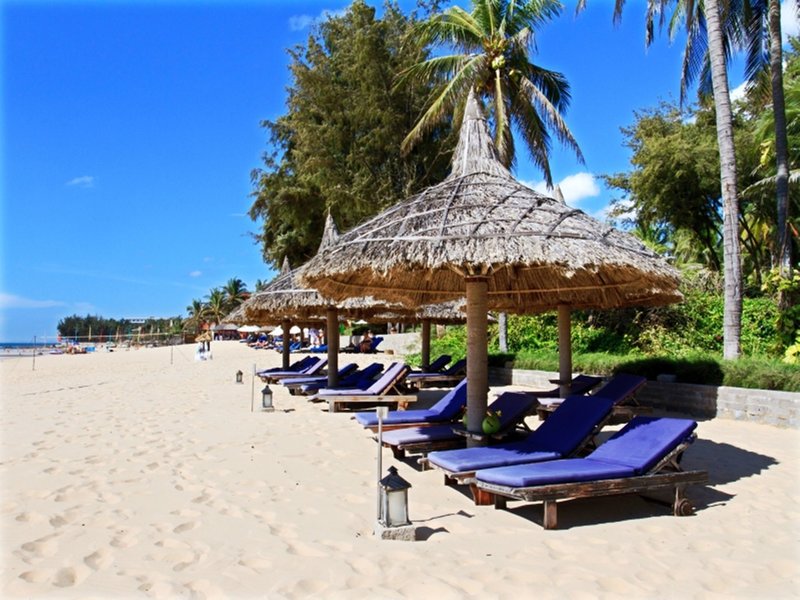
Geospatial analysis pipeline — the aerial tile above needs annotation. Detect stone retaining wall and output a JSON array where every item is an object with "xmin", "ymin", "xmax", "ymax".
[{"xmin": 488, "ymin": 367, "xmax": 800, "ymax": 429}]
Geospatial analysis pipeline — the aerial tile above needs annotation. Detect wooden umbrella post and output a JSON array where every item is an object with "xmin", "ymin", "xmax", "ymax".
[
  {"xmin": 326, "ymin": 306, "xmax": 339, "ymax": 388},
  {"xmin": 465, "ymin": 276, "xmax": 489, "ymax": 448},
  {"xmin": 420, "ymin": 319, "xmax": 431, "ymax": 370},
  {"xmin": 558, "ymin": 305, "xmax": 572, "ymax": 398},
  {"xmin": 282, "ymin": 318, "xmax": 291, "ymax": 370}
]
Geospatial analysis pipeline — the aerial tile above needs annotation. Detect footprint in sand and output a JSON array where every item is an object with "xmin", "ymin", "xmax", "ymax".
[
  {"xmin": 53, "ymin": 565, "xmax": 91, "ymax": 587},
  {"xmin": 173, "ymin": 521, "xmax": 200, "ymax": 534},
  {"xmin": 237, "ymin": 557, "xmax": 272, "ymax": 573},
  {"xmin": 21, "ymin": 534, "xmax": 61, "ymax": 558},
  {"xmin": 16, "ymin": 511, "xmax": 47, "ymax": 524},
  {"xmin": 84, "ymin": 547, "xmax": 113, "ymax": 571},
  {"xmin": 110, "ymin": 529, "xmax": 139, "ymax": 548},
  {"xmin": 18, "ymin": 569, "xmax": 52, "ymax": 584}
]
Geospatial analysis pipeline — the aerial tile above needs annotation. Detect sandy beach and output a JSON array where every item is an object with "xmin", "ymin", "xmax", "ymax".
[{"xmin": 1, "ymin": 340, "xmax": 798, "ymax": 599}]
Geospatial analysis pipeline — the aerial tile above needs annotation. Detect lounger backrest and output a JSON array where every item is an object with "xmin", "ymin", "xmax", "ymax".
[
  {"xmin": 427, "ymin": 379, "xmax": 468, "ymax": 419},
  {"xmin": 589, "ymin": 416, "xmax": 698, "ymax": 474},
  {"xmin": 443, "ymin": 358, "xmax": 467, "ymax": 375},
  {"xmin": 342, "ymin": 363, "xmax": 384, "ymax": 389},
  {"xmin": 529, "ymin": 395, "xmax": 615, "ymax": 455},
  {"xmin": 364, "ymin": 362, "xmax": 407, "ymax": 394},
  {"xmin": 489, "ymin": 392, "xmax": 539, "ymax": 430},
  {"xmin": 592, "ymin": 373, "xmax": 647, "ymax": 404},
  {"xmin": 568, "ymin": 374, "xmax": 604, "ymax": 396},
  {"xmin": 426, "ymin": 355, "xmax": 452, "ymax": 373},
  {"xmin": 370, "ymin": 337, "xmax": 383, "ymax": 351},
  {"xmin": 291, "ymin": 356, "xmax": 316, "ymax": 371},
  {"xmin": 303, "ymin": 358, "xmax": 327, "ymax": 375}
]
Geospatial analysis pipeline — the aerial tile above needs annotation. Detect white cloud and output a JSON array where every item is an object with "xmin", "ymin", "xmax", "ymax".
[
  {"xmin": 189, "ymin": 270, "xmax": 203, "ymax": 278},
  {"xmin": 65, "ymin": 175, "xmax": 95, "ymax": 188},
  {"xmin": 524, "ymin": 172, "xmax": 600, "ymax": 205},
  {"xmin": 730, "ymin": 80, "xmax": 748, "ymax": 103},
  {"xmin": 289, "ymin": 8, "xmax": 346, "ymax": 31},
  {"xmin": 0, "ymin": 293, "xmax": 65, "ymax": 309},
  {"xmin": 783, "ymin": 1, "xmax": 799, "ymax": 42}
]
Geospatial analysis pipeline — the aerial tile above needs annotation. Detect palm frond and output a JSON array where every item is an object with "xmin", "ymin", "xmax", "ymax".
[
  {"xmin": 414, "ymin": 6, "xmax": 484, "ymax": 51},
  {"xmin": 401, "ymin": 54, "xmax": 489, "ymax": 154}
]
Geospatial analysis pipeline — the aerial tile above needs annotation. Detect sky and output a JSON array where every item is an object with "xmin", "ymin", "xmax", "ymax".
[{"xmin": 2, "ymin": 0, "xmax": 798, "ymax": 342}]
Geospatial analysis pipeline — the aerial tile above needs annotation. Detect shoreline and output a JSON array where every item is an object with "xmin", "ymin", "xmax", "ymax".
[{"xmin": 2, "ymin": 341, "xmax": 798, "ymax": 598}]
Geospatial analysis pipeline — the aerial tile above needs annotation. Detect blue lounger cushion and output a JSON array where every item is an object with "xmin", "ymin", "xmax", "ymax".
[
  {"xmin": 381, "ymin": 391, "xmax": 536, "ymax": 446},
  {"xmin": 354, "ymin": 380, "xmax": 467, "ymax": 427},
  {"xmin": 474, "ymin": 417, "xmax": 697, "ymax": 487},
  {"xmin": 426, "ymin": 395, "xmax": 615, "ymax": 472},
  {"xmin": 316, "ymin": 362, "xmax": 406, "ymax": 396},
  {"xmin": 302, "ymin": 363, "xmax": 384, "ymax": 393}
]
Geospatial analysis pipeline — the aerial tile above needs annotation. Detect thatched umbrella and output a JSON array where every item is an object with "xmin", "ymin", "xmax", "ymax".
[
  {"xmin": 241, "ymin": 213, "xmax": 412, "ymax": 387},
  {"xmin": 301, "ymin": 90, "xmax": 681, "ymax": 445}
]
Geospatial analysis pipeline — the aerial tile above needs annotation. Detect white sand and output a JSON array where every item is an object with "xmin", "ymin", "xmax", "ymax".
[{"xmin": 1, "ymin": 341, "xmax": 798, "ymax": 599}]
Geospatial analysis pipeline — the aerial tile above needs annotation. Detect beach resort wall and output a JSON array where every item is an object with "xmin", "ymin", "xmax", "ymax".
[{"xmin": 489, "ymin": 367, "xmax": 800, "ymax": 429}]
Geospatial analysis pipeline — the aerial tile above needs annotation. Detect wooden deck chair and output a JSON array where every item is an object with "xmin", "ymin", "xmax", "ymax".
[
  {"xmin": 311, "ymin": 362, "xmax": 416, "ymax": 412},
  {"xmin": 404, "ymin": 358, "xmax": 466, "ymax": 389},
  {"xmin": 406, "ymin": 355, "xmax": 452, "ymax": 376},
  {"xmin": 380, "ymin": 391, "xmax": 539, "ymax": 459},
  {"xmin": 256, "ymin": 356, "xmax": 315, "ymax": 377},
  {"xmin": 471, "ymin": 416, "xmax": 708, "ymax": 529},
  {"xmin": 298, "ymin": 363, "xmax": 384, "ymax": 395},
  {"xmin": 536, "ymin": 373, "xmax": 648, "ymax": 423},
  {"xmin": 420, "ymin": 395, "xmax": 617, "ymax": 498},
  {"xmin": 282, "ymin": 363, "xmax": 359, "ymax": 395},
  {"xmin": 353, "ymin": 379, "xmax": 468, "ymax": 432},
  {"xmin": 259, "ymin": 357, "xmax": 327, "ymax": 384}
]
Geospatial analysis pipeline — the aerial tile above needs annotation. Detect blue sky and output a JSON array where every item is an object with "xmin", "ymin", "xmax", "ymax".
[{"xmin": 2, "ymin": 0, "xmax": 797, "ymax": 342}]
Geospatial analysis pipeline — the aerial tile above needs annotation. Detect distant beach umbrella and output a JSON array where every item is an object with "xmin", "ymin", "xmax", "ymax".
[{"xmin": 301, "ymin": 89, "xmax": 681, "ymax": 443}]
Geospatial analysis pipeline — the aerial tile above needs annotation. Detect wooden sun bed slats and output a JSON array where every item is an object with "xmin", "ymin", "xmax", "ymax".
[
  {"xmin": 473, "ymin": 469, "xmax": 709, "ymax": 528},
  {"xmin": 329, "ymin": 395, "xmax": 418, "ymax": 413}
]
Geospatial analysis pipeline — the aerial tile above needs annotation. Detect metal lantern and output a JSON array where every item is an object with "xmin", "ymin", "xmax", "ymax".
[
  {"xmin": 378, "ymin": 466, "xmax": 411, "ymax": 527},
  {"xmin": 235, "ymin": 370, "xmax": 243, "ymax": 384},
  {"xmin": 261, "ymin": 384, "xmax": 274, "ymax": 411}
]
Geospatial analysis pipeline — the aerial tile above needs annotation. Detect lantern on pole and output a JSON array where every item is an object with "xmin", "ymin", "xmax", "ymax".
[
  {"xmin": 235, "ymin": 370, "xmax": 243, "ymax": 384},
  {"xmin": 378, "ymin": 466, "xmax": 411, "ymax": 528},
  {"xmin": 261, "ymin": 384, "xmax": 274, "ymax": 412}
]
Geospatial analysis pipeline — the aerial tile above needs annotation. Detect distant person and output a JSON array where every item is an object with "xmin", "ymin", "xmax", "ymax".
[{"xmin": 359, "ymin": 330, "xmax": 373, "ymax": 353}]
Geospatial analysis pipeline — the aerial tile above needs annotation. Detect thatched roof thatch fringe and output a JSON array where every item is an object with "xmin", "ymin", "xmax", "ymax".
[{"xmin": 300, "ymin": 90, "xmax": 681, "ymax": 313}]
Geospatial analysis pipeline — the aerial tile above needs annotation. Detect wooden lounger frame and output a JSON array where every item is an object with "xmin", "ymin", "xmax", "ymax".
[
  {"xmin": 469, "ymin": 437, "xmax": 709, "ymax": 529},
  {"xmin": 313, "ymin": 366, "xmax": 416, "ymax": 413},
  {"xmin": 418, "ymin": 410, "xmax": 615, "ymax": 495},
  {"xmin": 406, "ymin": 374, "xmax": 465, "ymax": 390}
]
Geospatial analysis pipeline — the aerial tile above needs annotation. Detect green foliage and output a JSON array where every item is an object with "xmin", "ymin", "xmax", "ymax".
[
  {"xmin": 249, "ymin": 0, "xmax": 455, "ymax": 267},
  {"xmin": 57, "ymin": 314, "xmax": 182, "ymax": 341}
]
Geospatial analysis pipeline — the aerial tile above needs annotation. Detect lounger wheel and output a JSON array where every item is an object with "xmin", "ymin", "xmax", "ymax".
[{"xmin": 674, "ymin": 498, "xmax": 694, "ymax": 516}]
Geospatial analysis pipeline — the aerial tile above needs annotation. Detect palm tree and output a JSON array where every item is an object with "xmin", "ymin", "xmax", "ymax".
[
  {"xmin": 399, "ymin": 0, "xmax": 583, "ymax": 185},
  {"xmin": 185, "ymin": 299, "xmax": 207, "ymax": 333},
  {"xmin": 205, "ymin": 289, "xmax": 227, "ymax": 326},
  {"xmin": 578, "ymin": 0, "xmax": 744, "ymax": 359},
  {"xmin": 222, "ymin": 277, "xmax": 248, "ymax": 312},
  {"xmin": 742, "ymin": 0, "xmax": 794, "ymax": 284}
]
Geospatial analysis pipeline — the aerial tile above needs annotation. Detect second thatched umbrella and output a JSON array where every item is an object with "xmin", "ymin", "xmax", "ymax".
[{"xmin": 302, "ymin": 90, "xmax": 682, "ymax": 445}]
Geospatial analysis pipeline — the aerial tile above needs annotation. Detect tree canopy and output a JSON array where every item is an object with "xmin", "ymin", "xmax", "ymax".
[{"xmin": 249, "ymin": 1, "xmax": 455, "ymax": 267}]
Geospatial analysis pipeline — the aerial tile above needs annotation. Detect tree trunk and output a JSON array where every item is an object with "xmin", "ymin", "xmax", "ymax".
[
  {"xmin": 706, "ymin": 0, "xmax": 743, "ymax": 360},
  {"xmin": 498, "ymin": 312, "xmax": 508, "ymax": 352},
  {"xmin": 769, "ymin": 0, "xmax": 792, "ymax": 286}
]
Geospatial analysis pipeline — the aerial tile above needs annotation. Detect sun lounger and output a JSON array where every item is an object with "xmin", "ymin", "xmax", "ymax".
[
  {"xmin": 353, "ymin": 379, "xmax": 468, "ymax": 432},
  {"xmin": 282, "ymin": 363, "xmax": 359, "ymax": 395},
  {"xmin": 523, "ymin": 374, "xmax": 604, "ymax": 399},
  {"xmin": 405, "ymin": 358, "xmax": 466, "ymax": 389},
  {"xmin": 256, "ymin": 356, "xmax": 315, "ymax": 376},
  {"xmin": 311, "ymin": 362, "xmax": 416, "ymax": 412},
  {"xmin": 471, "ymin": 416, "xmax": 708, "ymax": 528},
  {"xmin": 291, "ymin": 362, "xmax": 385, "ymax": 396},
  {"xmin": 259, "ymin": 357, "xmax": 327, "ymax": 384},
  {"xmin": 420, "ymin": 395, "xmax": 617, "ymax": 495},
  {"xmin": 536, "ymin": 373, "xmax": 648, "ymax": 422},
  {"xmin": 407, "ymin": 354, "xmax": 452, "ymax": 376},
  {"xmin": 380, "ymin": 391, "xmax": 539, "ymax": 459}
]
